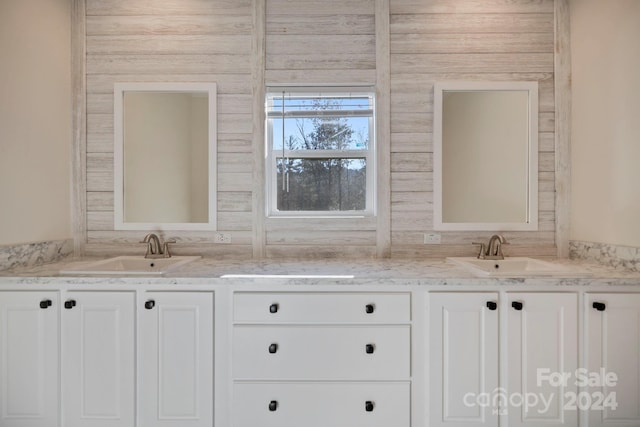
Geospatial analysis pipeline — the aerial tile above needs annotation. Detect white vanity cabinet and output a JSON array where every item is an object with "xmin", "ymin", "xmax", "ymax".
[
  {"xmin": 138, "ymin": 291, "xmax": 214, "ymax": 427},
  {"xmin": 429, "ymin": 292, "xmax": 578, "ymax": 427},
  {"xmin": 0, "ymin": 291, "xmax": 59, "ymax": 427},
  {"xmin": 586, "ymin": 293, "xmax": 640, "ymax": 427},
  {"xmin": 231, "ymin": 292, "xmax": 411, "ymax": 427},
  {"xmin": 61, "ymin": 291, "xmax": 135, "ymax": 427}
]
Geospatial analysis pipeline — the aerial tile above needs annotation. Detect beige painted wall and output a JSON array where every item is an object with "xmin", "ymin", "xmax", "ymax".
[
  {"xmin": 571, "ymin": 0, "xmax": 640, "ymax": 247},
  {"xmin": 0, "ymin": 0, "xmax": 71, "ymax": 245}
]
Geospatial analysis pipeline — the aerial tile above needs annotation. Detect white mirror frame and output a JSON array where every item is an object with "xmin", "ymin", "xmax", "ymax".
[
  {"xmin": 433, "ymin": 81, "xmax": 538, "ymax": 231},
  {"xmin": 113, "ymin": 82, "xmax": 217, "ymax": 231}
]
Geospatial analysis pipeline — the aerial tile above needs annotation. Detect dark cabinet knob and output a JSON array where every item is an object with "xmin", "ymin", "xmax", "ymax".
[
  {"xmin": 365, "ymin": 343, "xmax": 376, "ymax": 354},
  {"xmin": 512, "ymin": 301, "xmax": 524, "ymax": 311},
  {"xmin": 39, "ymin": 299, "xmax": 52, "ymax": 309},
  {"xmin": 64, "ymin": 299, "xmax": 77, "ymax": 310},
  {"xmin": 269, "ymin": 303, "xmax": 279, "ymax": 314},
  {"xmin": 268, "ymin": 343, "xmax": 278, "ymax": 354},
  {"xmin": 365, "ymin": 401, "xmax": 375, "ymax": 412},
  {"xmin": 365, "ymin": 304, "xmax": 375, "ymax": 314},
  {"xmin": 268, "ymin": 400, "xmax": 278, "ymax": 411},
  {"xmin": 593, "ymin": 302, "xmax": 606, "ymax": 312},
  {"xmin": 486, "ymin": 301, "xmax": 498, "ymax": 311},
  {"xmin": 145, "ymin": 300, "xmax": 155, "ymax": 310}
]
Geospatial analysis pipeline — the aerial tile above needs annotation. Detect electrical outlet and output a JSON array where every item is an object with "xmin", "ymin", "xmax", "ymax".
[
  {"xmin": 214, "ymin": 233, "xmax": 232, "ymax": 244},
  {"xmin": 424, "ymin": 233, "xmax": 441, "ymax": 244}
]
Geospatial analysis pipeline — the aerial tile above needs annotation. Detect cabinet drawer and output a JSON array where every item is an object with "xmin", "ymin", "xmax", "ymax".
[
  {"xmin": 233, "ymin": 382, "xmax": 410, "ymax": 427},
  {"xmin": 234, "ymin": 292, "xmax": 410, "ymax": 323},
  {"xmin": 233, "ymin": 325, "xmax": 410, "ymax": 379}
]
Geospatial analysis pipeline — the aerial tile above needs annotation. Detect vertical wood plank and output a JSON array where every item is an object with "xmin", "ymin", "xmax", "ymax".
[
  {"xmin": 554, "ymin": 0, "xmax": 571, "ymax": 258},
  {"xmin": 72, "ymin": 0, "xmax": 87, "ymax": 256},
  {"xmin": 376, "ymin": 0, "xmax": 391, "ymax": 257},
  {"xmin": 252, "ymin": 0, "xmax": 267, "ymax": 258}
]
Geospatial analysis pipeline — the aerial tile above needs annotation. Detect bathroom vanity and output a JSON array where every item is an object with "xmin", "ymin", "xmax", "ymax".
[{"xmin": 1, "ymin": 258, "xmax": 639, "ymax": 427}]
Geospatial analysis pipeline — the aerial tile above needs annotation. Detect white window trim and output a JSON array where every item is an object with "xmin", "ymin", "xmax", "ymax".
[{"xmin": 265, "ymin": 86, "xmax": 376, "ymax": 218}]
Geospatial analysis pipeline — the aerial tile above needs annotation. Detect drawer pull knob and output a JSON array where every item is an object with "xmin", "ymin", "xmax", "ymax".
[
  {"xmin": 64, "ymin": 299, "xmax": 77, "ymax": 310},
  {"xmin": 268, "ymin": 400, "xmax": 278, "ymax": 411},
  {"xmin": 365, "ymin": 343, "xmax": 375, "ymax": 354},
  {"xmin": 268, "ymin": 343, "xmax": 278, "ymax": 354},
  {"xmin": 145, "ymin": 300, "xmax": 155, "ymax": 310},
  {"xmin": 593, "ymin": 302, "xmax": 606, "ymax": 311},
  {"xmin": 486, "ymin": 301, "xmax": 497, "ymax": 311},
  {"xmin": 365, "ymin": 304, "xmax": 375, "ymax": 314},
  {"xmin": 39, "ymin": 299, "xmax": 53, "ymax": 309},
  {"xmin": 269, "ymin": 303, "xmax": 279, "ymax": 314},
  {"xmin": 365, "ymin": 401, "xmax": 375, "ymax": 412},
  {"xmin": 512, "ymin": 301, "xmax": 524, "ymax": 311}
]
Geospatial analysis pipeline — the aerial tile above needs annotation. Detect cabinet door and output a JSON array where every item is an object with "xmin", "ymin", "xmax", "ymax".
[
  {"xmin": 233, "ymin": 382, "xmax": 410, "ymax": 427},
  {"xmin": 587, "ymin": 294, "xmax": 640, "ymax": 427},
  {"xmin": 0, "ymin": 291, "xmax": 59, "ymax": 427},
  {"xmin": 139, "ymin": 292, "xmax": 214, "ymax": 427},
  {"xmin": 62, "ymin": 292, "xmax": 135, "ymax": 427},
  {"xmin": 508, "ymin": 293, "xmax": 578, "ymax": 427},
  {"xmin": 429, "ymin": 292, "xmax": 499, "ymax": 427}
]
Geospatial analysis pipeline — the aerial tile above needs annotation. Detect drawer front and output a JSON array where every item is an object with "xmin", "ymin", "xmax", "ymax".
[
  {"xmin": 233, "ymin": 292, "xmax": 410, "ymax": 323},
  {"xmin": 233, "ymin": 325, "xmax": 410, "ymax": 379},
  {"xmin": 233, "ymin": 382, "xmax": 410, "ymax": 427}
]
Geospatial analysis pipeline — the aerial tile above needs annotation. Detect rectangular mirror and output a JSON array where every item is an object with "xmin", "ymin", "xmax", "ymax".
[
  {"xmin": 114, "ymin": 82, "xmax": 217, "ymax": 230},
  {"xmin": 433, "ymin": 81, "xmax": 538, "ymax": 231}
]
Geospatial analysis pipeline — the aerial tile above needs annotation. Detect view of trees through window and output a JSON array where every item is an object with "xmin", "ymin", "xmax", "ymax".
[{"xmin": 268, "ymin": 90, "xmax": 374, "ymax": 213}]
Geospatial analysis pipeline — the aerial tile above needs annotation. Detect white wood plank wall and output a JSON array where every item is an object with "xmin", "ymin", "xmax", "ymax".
[
  {"xmin": 81, "ymin": 0, "xmax": 560, "ymax": 259},
  {"xmin": 84, "ymin": 0, "xmax": 254, "ymax": 257},
  {"xmin": 389, "ymin": 0, "xmax": 557, "ymax": 258},
  {"xmin": 264, "ymin": 0, "xmax": 378, "ymax": 258}
]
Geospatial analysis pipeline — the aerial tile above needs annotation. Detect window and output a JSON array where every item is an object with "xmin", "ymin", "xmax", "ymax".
[{"xmin": 266, "ymin": 87, "xmax": 375, "ymax": 216}]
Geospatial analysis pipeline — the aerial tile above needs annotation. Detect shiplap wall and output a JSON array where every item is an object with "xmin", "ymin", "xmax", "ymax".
[
  {"xmin": 84, "ymin": 0, "xmax": 254, "ymax": 257},
  {"xmin": 389, "ymin": 0, "xmax": 557, "ymax": 258},
  {"xmin": 80, "ymin": 0, "xmax": 560, "ymax": 258}
]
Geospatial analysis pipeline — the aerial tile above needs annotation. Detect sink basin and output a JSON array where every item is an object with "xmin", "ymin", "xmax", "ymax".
[
  {"xmin": 60, "ymin": 256, "xmax": 200, "ymax": 275},
  {"xmin": 448, "ymin": 257, "xmax": 585, "ymax": 277}
]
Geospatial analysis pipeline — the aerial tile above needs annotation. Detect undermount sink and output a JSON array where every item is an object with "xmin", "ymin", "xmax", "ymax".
[
  {"xmin": 448, "ymin": 257, "xmax": 585, "ymax": 277},
  {"xmin": 60, "ymin": 256, "xmax": 200, "ymax": 275}
]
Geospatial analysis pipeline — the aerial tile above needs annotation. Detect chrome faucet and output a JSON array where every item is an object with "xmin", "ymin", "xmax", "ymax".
[
  {"xmin": 140, "ymin": 233, "xmax": 176, "ymax": 259},
  {"xmin": 473, "ymin": 234, "xmax": 508, "ymax": 260}
]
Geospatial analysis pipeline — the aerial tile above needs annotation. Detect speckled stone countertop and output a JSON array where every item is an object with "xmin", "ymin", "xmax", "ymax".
[{"xmin": 1, "ymin": 256, "xmax": 640, "ymax": 287}]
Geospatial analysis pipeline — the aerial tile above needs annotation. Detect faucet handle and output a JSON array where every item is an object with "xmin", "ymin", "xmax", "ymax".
[
  {"xmin": 472, "ymin": 242, "xmax": 486, "ymax": 259},
  {"xmin": 140, "ymin": 240, "xmax": 153, "ymax": 257},
  {"xmin": 162, "ymin": 239, "xmax": 176, "ymax": 258}
]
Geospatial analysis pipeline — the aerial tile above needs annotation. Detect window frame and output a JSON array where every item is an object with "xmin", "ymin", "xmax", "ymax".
[{"xmin": 265, "ymin": 86, "xmax": 376, "ymax": 218}]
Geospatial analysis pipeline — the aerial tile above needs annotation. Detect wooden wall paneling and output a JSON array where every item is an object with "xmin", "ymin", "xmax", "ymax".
[
  {"xmin": 87, "ymin": 74, "xmax": 252, "ymax": 95},
  {"xmin": 388, "ymin": 0, "xmax": 557, "ymax": 258},
  {"xmin": 87, "ymin": 35, "xmax": 252, "ymax": 55},
  {"xmin": 390, "ymin": 0, "xmax": 555, "ymax": 14},
  {"xmin": 77, "ymin": 0, "xmax": 563, "ymax": 258},
  {"xmin": 72, "ymin": 0, "xmax": 87, "ymax": 255},
  {"xmin": 265, "ymin": 70, "xmax": 377, "ymax": 86},
  {"xmin": 267, "ymin": 230, "xmax": 377, "ymax": 246},
  {"xmin": 376, "ymin": 0, "xmax": 391, "ymax": 257},
  {"xmin": 554, "ymin": 0, "xmax": 571, "ymax": 257},
  {"xmin": 266, "ymin": 245, "xmax": 378, "ymax": 259},
  {"xmin": 86, "ymin": 0, "xmax": 252, "ymax": 16},
  {"xmin": 267, "ymin": 0, "xmax": 375, "ymax": 16},
  {"xmin": 86, "ymin": 15, "xmax": 253, "ymax": 36},
  {"xmin": 267, "ymin": 14, "xmax": 375, "ymax": 35},
  {"xmin": 390, "ymin": 13, "xmax": 554, "ymax": 35},
  {"xmin": 252, "ymin": 0, "xmax": 267, "ymax": 258},
  {"xmin": 84, "ymin": 3, "xmax": 255, "ymax": 252}
]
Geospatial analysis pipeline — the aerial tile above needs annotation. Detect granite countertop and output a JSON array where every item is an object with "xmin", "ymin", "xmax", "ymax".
[{"xmin": 1, "ymin": 256, "xmax": 640, "ymax": 287}]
